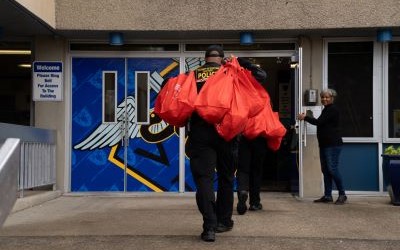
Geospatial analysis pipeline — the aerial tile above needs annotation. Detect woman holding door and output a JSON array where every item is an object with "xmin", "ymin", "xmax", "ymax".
[{"xmin": 298, "ymin": 89, "xmax": 347, "ymax": 205}]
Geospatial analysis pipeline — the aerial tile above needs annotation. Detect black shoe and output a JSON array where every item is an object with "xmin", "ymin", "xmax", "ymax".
[
  {"xmin": 215, "ymin": 221, "xmax": 234, "ymax": 233},
  {"xmin": 335, "ymin": 195, "xmax": 347, "ymax": 205},
  {"xmin": 201, "ymin": 229, "xmax": 215, "ymax": 242},
  {"xmin": 249, "ymin": 203, "xmax": 263, "ymax": 211},
  {"xmin": 313, "ymin": 196, "xmax": 333, "ymax": 203},
  {"xmin": 237, "ymin": 190, "xmax": 248, "ymax": 215}
]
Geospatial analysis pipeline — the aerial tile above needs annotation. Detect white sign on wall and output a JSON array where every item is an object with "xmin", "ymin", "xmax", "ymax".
[{"xmin": 33, "ymin": 61, "xmax": 63, "ymax": 101}]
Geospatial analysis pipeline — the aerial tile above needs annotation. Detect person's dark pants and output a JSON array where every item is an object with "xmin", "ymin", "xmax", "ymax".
[
  {"xmin": 188, "ymin": 122, "xmax": 235, "ymax": 230},
  {"xmin": 236, "ymin": 136, "xmax": 267, "ymax": 205},
  {"xmin": 319, "ymin": 146, "xmax": 346, "ymax": 197}
]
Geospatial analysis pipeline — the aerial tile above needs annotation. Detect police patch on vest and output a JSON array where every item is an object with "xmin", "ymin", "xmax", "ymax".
[{"xmin": 195, "ymin": 67, "xmax": 220, "ymax": 82}]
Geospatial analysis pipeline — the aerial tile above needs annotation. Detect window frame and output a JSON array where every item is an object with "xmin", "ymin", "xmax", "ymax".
[
  {"xmin": 323, "ymin": 37, "xmax": 381, "ymax": 143},
  {"xmin": 134, "ymin": 71, "xmax": 150, "ymax": 125},
  {"xmin": 383, "ymin": 38, "xmax": 400, "ymax": 142},
  {"xmin": 102, "ymin": 71, "xmax": 117, "ymax": 124}
]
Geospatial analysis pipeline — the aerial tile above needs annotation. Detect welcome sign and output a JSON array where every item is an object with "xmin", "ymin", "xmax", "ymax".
[{"xmin": 33, "ymin": 61, "xmax": 63, "ymax": 101}]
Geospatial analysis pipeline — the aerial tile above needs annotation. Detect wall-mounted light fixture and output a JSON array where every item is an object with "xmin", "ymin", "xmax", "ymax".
[
  {"xmin": 240, "ymin": 32, "xmax": 254, "ymax": 45},
  {"xmin": 290, "ymin": 53, "xmax": 299, "ymax": 64},
  {"xmin": 290, "ymin": 52, "xmax": 299, "ymax": 68},
  {"xmin": 377, "ymin": 28, "xmax": 392, "ymax": 43},
  {"xmin": 109, "ymin": 32, "xmax": 124, "ymax": 46}
]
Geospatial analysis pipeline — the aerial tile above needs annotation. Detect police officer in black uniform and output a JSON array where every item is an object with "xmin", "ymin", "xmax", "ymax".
[{"xmin": 188, "ymin": 45, "xmax": 235, "ymax": 242}]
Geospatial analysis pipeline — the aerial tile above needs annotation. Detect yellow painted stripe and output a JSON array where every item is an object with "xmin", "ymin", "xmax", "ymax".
[
  {"xmin": 160, "ymin": 61, "xmax": 179, "ymax": 77},
  {"xmin": 108, "ymin": 145, "xmax": 163, "ymax": 192}
]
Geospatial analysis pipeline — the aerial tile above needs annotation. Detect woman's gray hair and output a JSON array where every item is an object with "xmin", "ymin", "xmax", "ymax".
[{"xmin": 320, "ymin": 88, "xmax": 337, "ymax": 98}]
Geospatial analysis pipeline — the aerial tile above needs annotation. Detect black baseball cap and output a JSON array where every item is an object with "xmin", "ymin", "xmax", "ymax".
[{"xmin": 205, "ymin": 45, "xmax": 224, "ymax": 58}]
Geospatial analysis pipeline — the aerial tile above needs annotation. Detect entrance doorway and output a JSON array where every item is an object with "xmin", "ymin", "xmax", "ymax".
[
  {"xmin": 70, "ymin": 47, "xmax": 300, "ymax": 193},
  {"xmin": 240, "ymin": 56, "xmax": 298, "ymax": 193},
  {"xmin": 71, "ymin": 57, "xmax": 182, "ymax": 192}
]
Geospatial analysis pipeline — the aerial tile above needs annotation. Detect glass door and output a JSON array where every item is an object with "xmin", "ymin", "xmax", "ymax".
[
  {"xmin": 72, "ymin": 57, "xmax": 183, "ymax": 192},
  {"xmin": 71, "ymin": 58, "xmax": 126, "ymax": 191},
  {"xmin": 124, "ymin": 58, "xmax": 181, "ymax": 192}
]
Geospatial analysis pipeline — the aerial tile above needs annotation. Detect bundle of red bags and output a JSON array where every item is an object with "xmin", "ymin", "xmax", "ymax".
[
  {"xmin": 214, "ymin": 59, "xmax": 266, "ymax": 141},
  {"xmin": 154, "ymin": 57, "xmax": 286, "ymax": 150}
]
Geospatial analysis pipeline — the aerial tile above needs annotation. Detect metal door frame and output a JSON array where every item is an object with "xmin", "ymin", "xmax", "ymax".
[
  {"xmin": 295, "ymin": 47, "xmax": 304, "ymax": 198},
  {"xmin": 180, "ymin": 49, "xmax": 300, "ymax": 193}
]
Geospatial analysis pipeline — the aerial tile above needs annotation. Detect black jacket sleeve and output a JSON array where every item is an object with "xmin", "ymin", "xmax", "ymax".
[
  {"xmin": 304, "ymin": 104, "xmax": 342, "ymax": 147},
  {"xmin": 237, "ymin": 57, "xmax": 267, "ymax": 84},
  {"xmin": 304, "ymin": 105, "xmax": 338, "ymax": 127}
]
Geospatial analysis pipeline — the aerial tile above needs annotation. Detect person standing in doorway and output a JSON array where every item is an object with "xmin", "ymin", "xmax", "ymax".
[
  {"xmin": 188, "ymin": 45, "xmax": 236, "ymax": 242},
  {"xmin": 297, "ymin": 89, "xmax": 347, "ymax": 205},
  {"xmin": 235, "ymin": 57, "xmax": 268, "ymax": 215}
]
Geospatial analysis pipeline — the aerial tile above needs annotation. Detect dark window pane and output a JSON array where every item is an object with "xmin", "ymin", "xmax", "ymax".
[
  {"xmin": 103, "ymin": 72, "xmax": 116, "ymax": 122},
  {"xmin": 388, "ymin": 42, "xmax": 400, "ymax": 138},
  {"xmin": 328, "ymin": 42, "xmax": 373, "ymax": 137},
  {"xmin": 136, "ymin": 72, "xmax": 149, "ymax": 123}
]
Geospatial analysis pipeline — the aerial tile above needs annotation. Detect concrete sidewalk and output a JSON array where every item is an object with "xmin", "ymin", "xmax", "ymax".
[{"xmin": 1, "ymin": 192, "xmax": 400, "ymax": 250}]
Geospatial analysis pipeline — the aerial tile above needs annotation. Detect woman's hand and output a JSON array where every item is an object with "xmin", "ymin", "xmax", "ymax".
[{"xmin": 297, "ymin": 113, "xmax": 306, "ymax": 120}]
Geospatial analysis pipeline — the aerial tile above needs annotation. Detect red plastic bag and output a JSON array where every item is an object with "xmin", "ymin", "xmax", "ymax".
[
  {"xmin": 237, "ymin": 69, "xmax": 266, "ymax": 118},
  {"xmin": 264, "ymin": 112, "xmax": 287, "ymax": 151},
  {"xmin": 226, "ymin": 57, "xmax": 266, "ymax": 119},
  {"xmin": 244, "ymin": 69, "xmax": 270, "ymax": 100},
  {"xmin": 243, "ymin": 97, "xmax": 286, "ymax": 151},
  {"xmin": 215, "ymin": 77, "xmax": 249, "ymax": 141},
  {"xmin": 194, "ymin": 65, "xmax": 236, "ymax": 124},
  {"xmin": 154, "ymin": 71, "xmax": 197, "ymax": 127},
  {"xmin": 267, "ymin": 135, "xmax": 284, "ymax": 151},
  {"xmin": 265, "ymin": 111, "xmax": 287, "ymax": 138},
  {"xmin": 243, "ymin": 106, "xmax": 268, "ymax": 140},
  {"xmin": 242, "ymin": 86, "xmax": 271, "ymax": 139}
]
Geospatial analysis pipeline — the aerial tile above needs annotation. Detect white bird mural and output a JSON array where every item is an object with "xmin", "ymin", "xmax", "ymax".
[
  {"xmin": 74, "ymin": 96, "xmax": 139, "ymax": 150},
  {"xmin": 74, "ymin": 58, "xmax": 204, "ymax": 151},
  {"xmin": 74, "ymin": 70, "xmax": 167, "ymax": 150}
]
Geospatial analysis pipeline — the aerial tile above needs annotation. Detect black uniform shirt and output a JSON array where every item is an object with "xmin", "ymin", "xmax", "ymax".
[{"xmin": 194, "ymin": 62, "xmax": 221, "ymax": 93}]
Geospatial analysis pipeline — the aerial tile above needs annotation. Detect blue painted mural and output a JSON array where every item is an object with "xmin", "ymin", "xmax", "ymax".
[{"xmin": 71, "ymin": 57, "xmax": 202, "ymax": 192}]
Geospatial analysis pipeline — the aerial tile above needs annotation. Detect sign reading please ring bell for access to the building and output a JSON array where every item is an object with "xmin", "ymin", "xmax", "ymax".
[{"xmin": 33, "ymin": 61, "xmax": 63, "ymax": 101}]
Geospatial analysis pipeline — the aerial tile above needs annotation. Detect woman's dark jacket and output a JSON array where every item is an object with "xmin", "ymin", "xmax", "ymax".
[{"xmin": 304, "ymin": 104, "xmax": 343, "ymax": 148}]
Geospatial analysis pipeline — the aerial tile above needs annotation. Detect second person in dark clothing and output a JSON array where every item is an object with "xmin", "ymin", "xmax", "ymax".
[{"xmin": 235, "ymin": 57, "xmax": 268, "ymax": 215}]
